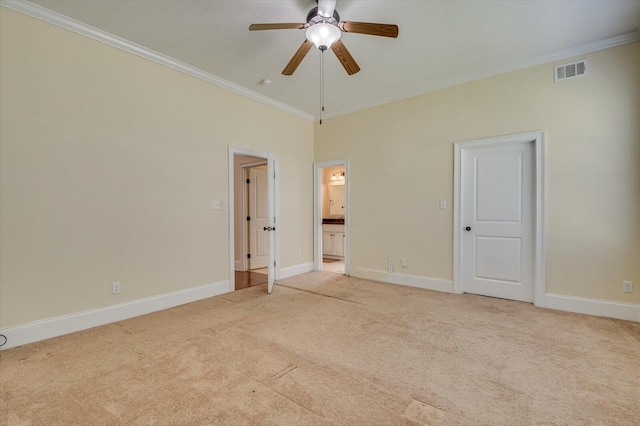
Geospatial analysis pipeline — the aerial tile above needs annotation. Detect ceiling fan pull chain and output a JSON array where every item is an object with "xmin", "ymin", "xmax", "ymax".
[{"xmin": 319, "ymin": 49, "xmax": 324, "ymax": 124}]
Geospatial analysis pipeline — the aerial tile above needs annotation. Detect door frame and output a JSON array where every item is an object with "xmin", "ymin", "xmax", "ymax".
[
  {"xmin": 237, "ymin": 159, "xmax": 268, "ymax": 272},
  {"xmin": 228, "ymin": 146, "xmax": 280, "ymax": 293},
  {"xmin": 313, "ymin": 159, "xmax": 350, "ymax": 274},
  {"xmin": 453, "ymin": 131, "xmax": 546, "ymax": 307}
]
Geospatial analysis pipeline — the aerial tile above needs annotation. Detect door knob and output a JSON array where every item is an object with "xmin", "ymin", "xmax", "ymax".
[
  {"xmin": 465, "ymin": 226, "xmax": 471, "ymax": 231},
  {"xmin": 263, "ymin": 226, "xmax": 275, "ymax": 231}
]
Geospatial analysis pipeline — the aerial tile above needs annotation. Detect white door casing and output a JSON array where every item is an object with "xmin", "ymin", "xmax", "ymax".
[
  {"xmin": 248, "ymin": 167, "xmax": 269, "ymax": 269},
  {"xmin": 453, "ymin": 131, "xmax": 546, "ymax": 307},
  {"xmin": 237, "ymin": 159, "xmax": 266, "ymax": 272},
  {"xmin": 462, "ymin": 142, "xmax": 534, "ymax": 302}
]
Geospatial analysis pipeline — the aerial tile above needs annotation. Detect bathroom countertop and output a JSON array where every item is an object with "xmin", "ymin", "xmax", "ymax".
[{"xmin": 322, "ymin": 218, "xmax": 345, "ymax": 225}]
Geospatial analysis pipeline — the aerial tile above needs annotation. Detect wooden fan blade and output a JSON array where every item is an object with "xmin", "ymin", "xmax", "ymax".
[
  {"xmin": 331, "ymin": 40, "xmax": 360, "ymax": 75},
  {"xmin": 282, "ymin": 40, "xmax": 313, "ymax": 75},
  {"xmin": 340, "ymin": 21, "xmax": 399, "ymax": 38},
  {"xmin": 249, "ymin": 23, "xmax": 306, "ymax": 31}
]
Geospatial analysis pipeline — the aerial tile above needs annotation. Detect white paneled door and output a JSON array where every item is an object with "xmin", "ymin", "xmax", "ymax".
[
  {"xmin": 249, "ymin": 167, "xmax": 269, "ymax": 270},
  {"xmin": 462, "ymin": 142, "xmax": 534, "ymax": 302}
]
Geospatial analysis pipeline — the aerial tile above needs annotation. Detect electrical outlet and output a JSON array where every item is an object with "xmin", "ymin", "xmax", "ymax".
[
  {"xmin": 112, "ymin": 282, "xmax": 121, "ymax": 294},
  {"xmin": 211, "ymin": 200, "xmax": 221, "ymax": 210},
  {"xmin": 387, "ymin": 257, "xmax": 393, "ymax": 273},
  {"xmin": 439, "ymin": 200, "xmax": 447, "ymax": 209},
  {"xmin": 297, "ymin": 250, "xmax": 302, "ymax": 259},
  {"xmin": 401, "ymin": 258, "xmax": 408, "ymax": 267},
  {"xmin": 622, "ymin": 281, "xmax": 633, "ymax": 293}
]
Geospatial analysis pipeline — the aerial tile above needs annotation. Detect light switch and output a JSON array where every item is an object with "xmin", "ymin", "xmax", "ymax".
[
  {"xmin": 211, "ymin": 200, "xmax": 221, "ymax": 210},
  {"xmin": 439, "ymin": 200, "xmax": 447, "ymax": 209}
]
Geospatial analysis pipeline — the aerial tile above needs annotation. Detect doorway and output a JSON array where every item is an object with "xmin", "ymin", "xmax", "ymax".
[
  {"xmin": 247, "ymin": 164, "xmax": 269, "ymax": 271},
  {"xmin": 314, "ymin": 159, "xmax": 349, "ymax": 275},
  {"xmin": 453, "ymin": 131, "xmax": 546, "ymax": 306},
  {"xmin": 228, "ymin": 147, "xmax": 279, "ymax": 293}
]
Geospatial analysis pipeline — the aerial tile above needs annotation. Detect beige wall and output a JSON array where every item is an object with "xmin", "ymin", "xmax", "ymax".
[
  {"xmin": 0, "ymin": 9, "xmax": 313, "ymax": 328},
  {"xmin": 1, "ymin": 7, "xmax": 638, "ymax": 333},
  {"xmin": 315, "ymin": 42, "xmax": 640, "ymax": 304}
]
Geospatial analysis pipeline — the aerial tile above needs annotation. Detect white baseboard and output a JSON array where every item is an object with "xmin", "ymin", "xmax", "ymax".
[
  {"xmin": 278, "ymin": 262, "xmax": 314, "ymax": 280},
  {"xmin": 544, "ymin": 293, "xmax": 640, "ymax": 322},
  {"xmin": 3, "ymin": 278, "xmax": 635, "ymax": 352},
  {"xmin": 0, "ymin": 280, "xmax": 230, "ymax": 350},
  {"xmin": 349, "ymin": 267, "xmax": 638, "ymax": 322},
  {"xmin": 349, "ymin": 267, "xmax": 453, "ymax": 293}
]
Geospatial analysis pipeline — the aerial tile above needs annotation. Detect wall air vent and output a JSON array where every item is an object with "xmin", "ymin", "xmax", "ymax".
[{"xmin": 554, "ymin": 59, "xmax": 587, "ymax": 82}]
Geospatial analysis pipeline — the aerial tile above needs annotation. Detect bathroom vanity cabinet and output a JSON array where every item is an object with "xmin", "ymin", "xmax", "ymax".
[{"xmin": 322, "ymin": 224, "xmax": 344, "ymax": 258}]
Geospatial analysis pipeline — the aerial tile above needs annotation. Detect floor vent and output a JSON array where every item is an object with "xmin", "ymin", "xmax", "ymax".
[{"xmin": 554, "ymin": 59, "xmax": 587, "ymax": 82}]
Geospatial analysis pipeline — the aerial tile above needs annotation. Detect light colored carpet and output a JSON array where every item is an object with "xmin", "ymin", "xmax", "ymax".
[{"xmin": 1, "ymin": 272, "xmax": 639, "ymax": 425}]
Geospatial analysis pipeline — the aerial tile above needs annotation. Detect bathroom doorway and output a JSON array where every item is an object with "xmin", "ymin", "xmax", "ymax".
[{"xmin": 313, "ymin": 159, "xmax": 349, "ymax": 275}]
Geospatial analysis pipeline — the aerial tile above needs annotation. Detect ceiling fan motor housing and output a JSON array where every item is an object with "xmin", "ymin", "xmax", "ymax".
[{"xmin": 306, "ymin": 7, "xmax": 340, "ymax": 26}]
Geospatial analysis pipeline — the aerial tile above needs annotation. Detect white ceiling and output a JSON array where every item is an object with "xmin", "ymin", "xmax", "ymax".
[{"xmin": 19, "ymin": 0, "xmax": 640, "ymax": 119}]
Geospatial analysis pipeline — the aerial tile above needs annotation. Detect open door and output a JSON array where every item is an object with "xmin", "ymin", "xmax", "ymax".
[
  {"xmin": 267, "ymin": 157, "xmax": 277, "ymax": 294},
  {"xmin": 248, "ymin": 167, "xmax": 269, "ymax": 269},
  {"xmin": 229, "ymin": 147, "xmax": 279, "ymax": 294}
]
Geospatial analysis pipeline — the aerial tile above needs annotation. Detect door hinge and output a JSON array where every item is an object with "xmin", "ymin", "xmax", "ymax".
[
  {"xmin": 247, "ymin": 253, "xmax": 251, "ymax": 259},
  {"xmin": 246, "ymin": 178, "xmax": 250, "ymax": 184},
  {"xmin": 247, "ymin": 216, "xmax": 250, "ymax": 221}
]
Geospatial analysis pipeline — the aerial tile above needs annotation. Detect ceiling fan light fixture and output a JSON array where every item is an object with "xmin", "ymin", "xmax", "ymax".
[{"xmin": 306, "ymin": 23, "xmax": 341, "ymax": 50}]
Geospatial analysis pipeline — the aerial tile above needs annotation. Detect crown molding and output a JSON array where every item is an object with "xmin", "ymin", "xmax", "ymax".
[
  {"xmin": 3, "ymin": 0, "xmax": 637, "ymax": 123},
  {"xmin": 318, "ymin": 30, "xmax": 640, "ymax": 121},
  {"xmin": 0, "ymin": 0, "xmax": 314, "ymax": 122}
]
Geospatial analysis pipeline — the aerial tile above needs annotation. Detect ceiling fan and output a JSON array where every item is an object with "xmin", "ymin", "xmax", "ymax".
[{"xmin": 249, "ymin": 0, "xmax": 398, "ymax": 76}]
